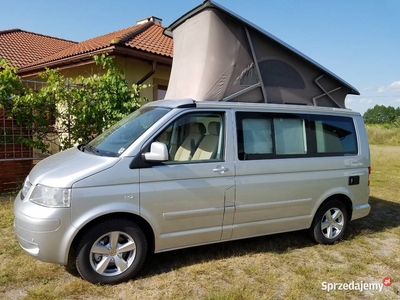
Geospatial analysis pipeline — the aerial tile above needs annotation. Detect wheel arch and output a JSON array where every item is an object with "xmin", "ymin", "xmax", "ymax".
[
  {"xmin": 313, "ymin": 193, "xmax": 353, "ymax": 225},
  {"xmin": 67, "ymin": 212, "xmax": 155, "ymax": 266}
]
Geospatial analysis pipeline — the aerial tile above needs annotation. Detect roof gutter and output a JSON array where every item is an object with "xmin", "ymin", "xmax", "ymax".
[
  {"xmin": 113, "ymin": 46, "xmax": 172, "ymax": 65},
  {"xmin": 18, "ymin": 46, "xmax": 172, "ymax": 77},
  {"xmin": 18, "ymin": 47, "xmax": 116, "ymax": 76}
]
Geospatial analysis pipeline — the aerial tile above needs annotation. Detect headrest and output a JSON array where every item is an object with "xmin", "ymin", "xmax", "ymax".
[
  {"xmin": 208, "ymin": 122, "xmax": 220, "ymax": 135},
  {"xmin": 191, "ymin": 122, "xmax": 206, "ymax": 134}
]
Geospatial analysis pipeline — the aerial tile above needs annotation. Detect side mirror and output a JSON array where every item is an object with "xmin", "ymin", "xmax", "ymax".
[{"xmin": 143, "ymin": 142, "xmax": 168, "ymax": 162}]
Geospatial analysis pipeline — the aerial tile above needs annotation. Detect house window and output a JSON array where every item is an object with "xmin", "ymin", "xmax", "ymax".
[
  {"xmin": 153, "ymin": 79, "xmax": 169, "ymax": 101},
  {"xmin": 157, "ymin": 85, "xmax": 168, "ymax": 100}
]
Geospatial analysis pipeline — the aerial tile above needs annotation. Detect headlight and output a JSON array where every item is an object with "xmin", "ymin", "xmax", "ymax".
[{"xmin": 30, "ymin": 185, "xmax": 71, "ymax": 208}]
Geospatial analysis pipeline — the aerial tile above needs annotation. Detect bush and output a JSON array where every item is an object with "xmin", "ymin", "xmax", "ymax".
[
  {"xmin": 0, "ymin": 54, "xmax": 145, "ymax": 154},
  {"xmin": 366, "ymin": 124, "xmax": 400, "ymax": 145}
]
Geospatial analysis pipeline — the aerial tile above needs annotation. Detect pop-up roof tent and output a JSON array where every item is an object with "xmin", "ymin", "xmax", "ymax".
[{"xmin": 164, "ymin": 0, "xmax": 359, "ymax": 108}]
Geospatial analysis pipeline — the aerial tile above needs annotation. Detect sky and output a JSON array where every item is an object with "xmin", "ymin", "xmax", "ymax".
[{"xmin": 1, "ymin": 0, "xmax": 399, "ymax": 115}]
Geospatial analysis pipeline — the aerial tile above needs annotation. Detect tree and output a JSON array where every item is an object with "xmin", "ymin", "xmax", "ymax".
[
  {"xmin": 0, "ymin": 59, "xmax": 27, "ymax": 148},
  {"xmin": 0, "ymin": 54, "xmax": 145, "ymax": 154},
  {"xmin": 0, "ymin": 58, "xmax": 25, "ymax": 110},
  {"xmin": 363, "ymin": 105, "xmax": 400, "ymax": 125}
]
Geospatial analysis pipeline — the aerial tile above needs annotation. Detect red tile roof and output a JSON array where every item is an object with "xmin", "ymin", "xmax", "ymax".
[
  {"xmin": 126, "ymin": 23, "xmax": 173, "ymax": 57},
  {"xmin": 0, "ymin": 29, "xmax": 77, "ymax": 69},
  {"xmin": 19, "ymin": 22, "xmax": 173, "ymax": 71}
]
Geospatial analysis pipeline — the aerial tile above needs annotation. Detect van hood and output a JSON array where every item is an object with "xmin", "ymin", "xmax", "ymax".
[{"xmin": 28, "ymin": 147, "xmax": 120, "ymax": 188}]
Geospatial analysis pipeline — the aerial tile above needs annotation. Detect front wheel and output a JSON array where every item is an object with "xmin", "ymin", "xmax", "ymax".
[
  {"xmin": 310, "ymin": 199, "xmax": 348, "ymax": 244},
  {"xmin": 75, "ymin": 219, "xmax": 147, "ymax": 284}
]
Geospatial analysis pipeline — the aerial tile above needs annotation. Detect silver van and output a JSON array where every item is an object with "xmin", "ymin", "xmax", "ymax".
[{"xmin": 14, "ymin": 99, "xmax": 371, "ymax": 284}]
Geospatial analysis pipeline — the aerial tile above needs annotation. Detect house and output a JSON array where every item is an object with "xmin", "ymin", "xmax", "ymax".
[
  {"xmin": 0, "ymin": 17, "xmax": 173, "ymax": 191},
  {"xmin": 12, "ymin": 17, "xmax": 173, "ymax": 100}
]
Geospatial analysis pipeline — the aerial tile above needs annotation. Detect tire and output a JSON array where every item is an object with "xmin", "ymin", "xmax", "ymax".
[
  {"xmin": 75, "ymin": 219, "xmax": 147, "ymax": 284},
  {"xmin": 310, "ymin": 199, "xmax": 348, "ymax": 244}
]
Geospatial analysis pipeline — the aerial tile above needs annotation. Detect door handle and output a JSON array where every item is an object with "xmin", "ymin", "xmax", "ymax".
[{"xmin": 213, "ymin": 165, "xmax": 229, "ymax": 174}]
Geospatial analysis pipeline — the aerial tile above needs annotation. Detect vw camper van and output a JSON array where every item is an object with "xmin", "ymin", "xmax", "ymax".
[{"xmin": 14, "ymin": 99, "xmax": 371, "ymax": 284}]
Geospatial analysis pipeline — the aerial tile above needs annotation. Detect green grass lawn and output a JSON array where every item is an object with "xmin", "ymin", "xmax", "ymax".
[{"xmin": 0, "ymin": 145, "xmax": 399, "ymax": 299}]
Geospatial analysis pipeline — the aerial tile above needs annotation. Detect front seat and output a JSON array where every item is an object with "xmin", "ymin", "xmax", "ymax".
[
  {"xmin": 174, "ymin": 122, "xmax": 206, "ymax": 161},
  {"xmin": 192, "ymin": 122, "xmax": 220, "ymax": 161}
]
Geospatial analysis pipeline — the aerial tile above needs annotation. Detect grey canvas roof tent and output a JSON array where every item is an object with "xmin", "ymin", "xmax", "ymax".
[{"xmin": 164, "ymin": 0, "xmax": 359, "ymax": 108}]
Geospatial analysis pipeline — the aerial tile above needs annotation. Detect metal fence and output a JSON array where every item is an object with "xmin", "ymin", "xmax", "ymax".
[
  {"xmin": 0, "ymin": 80, "xmax": 51, "ymax": 162},
  {"xmin": 0, "ymin": 109, "xmax": 33, "ymax": 161}
]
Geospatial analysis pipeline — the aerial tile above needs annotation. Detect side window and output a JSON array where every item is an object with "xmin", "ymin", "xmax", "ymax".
[
  {"xmin": 236, "ymin": 112, "xmax": 307, "ymax": 160},
  {"xmin": 310, "ymin": 115, "xmax": 357, "ymax": 155},
  {"xmin": 242, "ymin": 118, "xmax": 273, "ymax": 155},
  {"xmin": 155, "ymin": 112, "xmax": 224, "ymax": 163},
  {"xmin": 274, "ymin": 118, "xmax": 307, "ymax": 155}
]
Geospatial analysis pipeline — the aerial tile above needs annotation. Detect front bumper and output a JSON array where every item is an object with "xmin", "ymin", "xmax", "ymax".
[{"xmin": 13, "ymin": 190, "xmax": 73, "ymax": 265}]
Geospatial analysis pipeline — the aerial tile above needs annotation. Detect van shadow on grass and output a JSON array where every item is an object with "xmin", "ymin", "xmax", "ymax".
[
  {"xmin": 138, "ymin": 196, "xmax": 400, "ymax": 280},
  {"xmin": 139, "ymin": 230, "xmax": 312, "ymax": 279},
  {"xmin": 345, "ymin": 196, "xmax": 400, "ymax": 239}
]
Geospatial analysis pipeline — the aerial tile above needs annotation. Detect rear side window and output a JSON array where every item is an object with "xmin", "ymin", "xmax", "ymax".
[
  {"xmin": 236, "ymin": 112, "xmax": 308, "ymax": 160},
  {"xmin": 236, "ymin": 112, "xmax": 358, "ymax": 160},
  {"xmin": 310, "ymin": 115, "xmax": 357, "ymax": 156}
]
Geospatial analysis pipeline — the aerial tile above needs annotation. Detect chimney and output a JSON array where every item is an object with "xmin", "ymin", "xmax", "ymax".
[{"xmin": 136, "ymin": 16, "xmax": 162, "ymax": 26}]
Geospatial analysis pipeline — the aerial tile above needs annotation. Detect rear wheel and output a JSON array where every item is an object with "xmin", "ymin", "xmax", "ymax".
[
  {"xmin": 75, "ymin": 219, "xmax": 147, "ymax": 284},
  {"xmin": 310, "ymin": 199, "xmax": 348, "ymax": 244}
]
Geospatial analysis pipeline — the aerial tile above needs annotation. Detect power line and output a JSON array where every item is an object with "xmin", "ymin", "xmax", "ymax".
[{"xmin": 356, "ymin": 95, "xmax": 400, "ymax": 98}]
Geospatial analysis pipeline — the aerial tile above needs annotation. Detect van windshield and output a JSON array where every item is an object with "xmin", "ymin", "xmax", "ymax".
[{"xmin": 82, "ymin": 106, "xmax": 170, "ymax": 157}]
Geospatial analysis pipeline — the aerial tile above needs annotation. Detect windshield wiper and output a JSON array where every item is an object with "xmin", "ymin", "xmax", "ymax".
[
  {"xmin": 78, "ymin": 142, "xmax": 89, "ymax": 152},
  {"xmin": 83, "ymin": 144, "xmax": 101, "ymax": 156}
]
